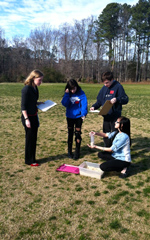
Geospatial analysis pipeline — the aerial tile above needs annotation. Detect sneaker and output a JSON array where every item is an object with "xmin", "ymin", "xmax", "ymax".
[{"xmin": 30, "ymin": 163, "xmax": 40, "ymax": 167}]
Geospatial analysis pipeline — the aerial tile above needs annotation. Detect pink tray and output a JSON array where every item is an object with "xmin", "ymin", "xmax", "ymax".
[{"xmin": 56, "ymin": 164, "xmax": 79, "ymax": 174}]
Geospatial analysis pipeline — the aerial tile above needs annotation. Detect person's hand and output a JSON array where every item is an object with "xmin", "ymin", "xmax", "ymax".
[
  {"xmin": 25, "ymin": 119, "xmax": 31, "ymax": 128},
  {"xmin": 87, "ymin": 144, "xmax": 96, "ymax": 149},
  {"xmin": 110, "ymin": 98, "xmax": 116, "ymax": 104},
  {"xmin": 65, "ymin": 88, "xmax": 69, "ymax": 93},
  {"xmin": 82, "ymin": 116, "xmax": 85, "ymax": 121},
  {"xmin": 37, "ymin": 102, "xmax": 44, "ymax": 105},
  {"xmin": 89, "ymin": 131, "xmax": 95, "ymax": 136},
  {"xmin": 90, "ymin": 107, "xmax": 94, "ymax": 111}
]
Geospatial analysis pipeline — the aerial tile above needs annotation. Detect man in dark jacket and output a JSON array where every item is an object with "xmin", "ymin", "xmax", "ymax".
[{"xmin": 90, "ymin": 71, "xmax": 129, "ymax": 147}]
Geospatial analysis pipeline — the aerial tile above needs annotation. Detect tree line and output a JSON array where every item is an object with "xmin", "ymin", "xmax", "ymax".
[{"xmin": 0, "ymin": 0, "xmax": 150, "ymax": 83}]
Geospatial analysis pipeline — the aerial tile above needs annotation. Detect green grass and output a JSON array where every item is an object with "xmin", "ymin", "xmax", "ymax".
[{"xmin": 0, "ymin": 82, "xmax": 150, "ymax": 239}]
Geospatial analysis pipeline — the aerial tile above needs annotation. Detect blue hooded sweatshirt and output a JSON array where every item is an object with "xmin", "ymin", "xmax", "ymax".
[{"xmin": 61, "ymin": 89, "xmax": 88, "ymax": 119}]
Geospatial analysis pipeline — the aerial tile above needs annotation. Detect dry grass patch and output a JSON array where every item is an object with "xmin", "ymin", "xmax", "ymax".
[{"xmin": 0, "ymin": 83, "xmax": 150, "ymax": 240}]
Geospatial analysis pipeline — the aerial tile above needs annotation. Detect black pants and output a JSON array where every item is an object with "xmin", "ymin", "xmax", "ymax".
[
  {"xmin": 21, "ymin": 115, "xmax": 39, "ymax": 165},
  {"xmin": 67, "ymin": 117, "xmax": 83, "ymax": 143},
  {"xmin": 98, "ymin": 152, "xmax": 131, "ymax": 172},
  {"xmin": 67, "ymin": 117, "xmax": 83, "ymax": 130},
  {"xmin": 103, "ymin": 119, "xmax": 116, "ymax": 147}
]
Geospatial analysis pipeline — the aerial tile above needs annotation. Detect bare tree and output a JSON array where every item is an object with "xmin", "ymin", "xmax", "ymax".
[
  {"xmin": 27, "ymin": 24, "xmax": 52, "ymax": 67},
  {"xmin": 74, "ymin": 16, "xmax": 95, "ymax": 80},
  {"xmin": 58, "ymin": 23, "xmax": 76, "ymax": 78}
]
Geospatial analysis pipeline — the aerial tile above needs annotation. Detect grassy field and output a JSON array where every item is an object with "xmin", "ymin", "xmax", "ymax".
[{"xmin": 0, "ymin": 82, "xmax": 150, "ymax": 240}]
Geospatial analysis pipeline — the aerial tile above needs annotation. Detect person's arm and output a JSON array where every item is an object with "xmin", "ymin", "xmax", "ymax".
[
  {"xmin": 80, "ymin": 91, "xmax": 88, "ymax": 120},
  {"xmin": 37, "ymin": 101, "xmax": 44, "ymax": 105},
  {"xmin": 95, "ymin": 132, "xmax": 108, "ymax": 138},
  {"xmin": 21, "ymin": 87, "xmax": 31, "ymax": 128},
  {"xmin": 95, "ymin": 145, "xmax": 112, "ymax": 152},
  {"xmin": 87, "ymin": 144, "xmax": 112, "ymax": 152},
  {"xmin": 22, "ymin": 110, "xmax": 31, "ymax": 128},
  {"xmin": 116, "ymin": 85, "xmax": 129, "ymax": 105},
  {"xmin": 111, "ymin": 134, "xmax": 129, "ymax": 152},
  {"xmin": 61, "ymin": 92, "xmax": 70, "ymax": 107},
  {"xmin": 90, "ymin": 131, "xmax": 108, "ymax": 138}
]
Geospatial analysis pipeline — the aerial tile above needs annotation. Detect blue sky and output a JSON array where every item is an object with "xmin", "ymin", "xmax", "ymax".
[{"xmin": 0, "ymin": 0, "xmax": 139, "ymax": 40}]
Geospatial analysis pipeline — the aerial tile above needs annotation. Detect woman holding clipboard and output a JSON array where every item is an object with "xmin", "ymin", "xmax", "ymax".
[{"xmin": 21, "ymin": 69, "xmax": 44, "ymax": 166}]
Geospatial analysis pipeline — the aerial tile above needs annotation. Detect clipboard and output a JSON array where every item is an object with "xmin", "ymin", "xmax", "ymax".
[
  {"xmin": 98, "ymin": 100, "xmax": 113, "ymax": 115},
  {"xmin": 37, "ymin": 100, "xmax": 57, "ymax": 112}
]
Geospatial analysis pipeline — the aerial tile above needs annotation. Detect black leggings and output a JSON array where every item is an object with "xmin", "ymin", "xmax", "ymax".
[
  {"xmin": 98, "ymin": 152, "xmax": 131, "ymax": 172},
  {"xmin": 67, "ymin": 117, "xmax": 83, "ymax": 143},
  {"xmin": 67, "ymin": 117, "xmax": 83, "ymax": 129}
]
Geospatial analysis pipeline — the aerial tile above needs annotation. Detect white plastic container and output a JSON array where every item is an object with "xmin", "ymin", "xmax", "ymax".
[
  {"xmin": 90, "ymin": 135, "xmax": 94, "ymax": 147},
  {"xmin": 79, "ymin": 161, "xmax": 104, "ymax": 179}
]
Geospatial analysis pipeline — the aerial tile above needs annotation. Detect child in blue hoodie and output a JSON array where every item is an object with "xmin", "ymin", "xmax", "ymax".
[{"xmin": 61, "ymin": 79, "xmax": 88, "ymax": 160}]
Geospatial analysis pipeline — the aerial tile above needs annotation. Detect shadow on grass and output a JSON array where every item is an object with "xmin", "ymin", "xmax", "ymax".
[
  {"xmin": 37, "ymin": 145, "xmax": 93, "ymax": 164},
  {"xmin": 37, "ymin": 153, "xmax": 68, "ymax": 164},
  {"xmin": 125, "ymin": 137, "xmax": 150, "ymax": 177},
  {"xmin": 37, "ymin": 137, "xmax": 150, "ymax": 178}
]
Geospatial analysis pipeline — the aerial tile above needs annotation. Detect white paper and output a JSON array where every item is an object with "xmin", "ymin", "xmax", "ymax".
[
  {"xmin": 37, "ymin": 100, "xmax": 57, "ymax": 112},
  {"xmin": 89, "ymin": 110, "xmax": 100, "ymax": 113}
]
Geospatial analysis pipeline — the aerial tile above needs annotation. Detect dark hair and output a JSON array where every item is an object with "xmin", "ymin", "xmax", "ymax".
[
  {"xmin": 65, "ymin": 79, "xmax": 81, "ymax": 93},
  {"xmin": 101, "ymin": 71, "xmax": 113, "ymax": 82},
  {"xmin": 119, "ymin": 116, "xmax": 131, "ymax": 146}
]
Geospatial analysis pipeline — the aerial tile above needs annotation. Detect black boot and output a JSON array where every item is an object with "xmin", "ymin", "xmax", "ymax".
[
  {"xmin": 73, "ymin": 129, "xmax": 82, "ymax": 160},
  {"xmin": 67, "ymin": 127, "xmax": 74, "ymax": 158},
  {"xmin": 68, "ymin": 142, "xmax": 73, "ymax": 158},
  {"xmin": 73, "ymin": 141, "xmax": 81, "ymax": 160}
]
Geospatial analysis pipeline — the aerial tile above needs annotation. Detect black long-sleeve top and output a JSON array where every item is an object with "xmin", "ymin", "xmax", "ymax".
[{"xmin": 21, "ymin": 85, "xmax": 39, "ymax": 115}]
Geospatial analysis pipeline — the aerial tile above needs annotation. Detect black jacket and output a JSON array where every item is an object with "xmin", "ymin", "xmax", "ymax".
[{"xmin": 21, "ymin": 85, "xmax": 39, "ymax": 115}]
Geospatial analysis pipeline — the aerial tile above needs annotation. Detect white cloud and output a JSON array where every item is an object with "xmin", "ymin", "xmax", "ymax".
[{"xmin": 0, "ymin": 0, "xmax": 139, "ymax": 40}]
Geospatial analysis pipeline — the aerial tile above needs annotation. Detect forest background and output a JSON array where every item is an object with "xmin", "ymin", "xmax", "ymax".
[{"xmin": 1, "ymin": 0, "xmax": 150, "ymax": 83}]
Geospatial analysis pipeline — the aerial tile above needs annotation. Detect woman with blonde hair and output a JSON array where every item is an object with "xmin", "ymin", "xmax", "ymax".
[{"xmin": 21, "ymin": 69, "xmax": 44, "ymax": 166}]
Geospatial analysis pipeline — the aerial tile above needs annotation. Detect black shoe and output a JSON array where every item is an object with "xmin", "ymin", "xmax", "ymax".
[
  {"xmin": 73, "ymin": 141, "xmax": 80, "ymax": 160},
  {"xmin": 73, "ymin": 153, "xmax": 79, "ymax": 160},
  {"xmin": 119, "ymin": 172, "xmax": 127, "ymax": 179},
  {"xmin": 68, "ymin": 152, "xmax": 73, "ymax": 158},
  {"xmin": 119, "ymin": 166, "xmax": 130, "ymax": 179}
]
